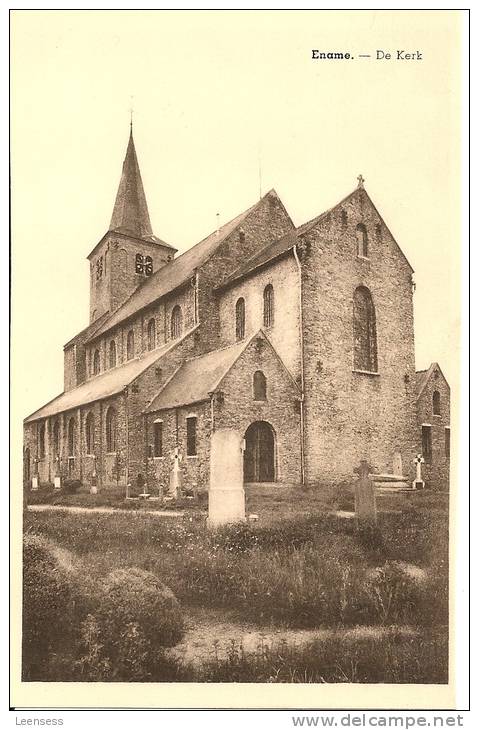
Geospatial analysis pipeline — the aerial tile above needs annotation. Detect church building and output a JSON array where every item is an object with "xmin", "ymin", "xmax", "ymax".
[{"xmin": 23, "ymin": 128, "xmax": 450, "ymax": 493}]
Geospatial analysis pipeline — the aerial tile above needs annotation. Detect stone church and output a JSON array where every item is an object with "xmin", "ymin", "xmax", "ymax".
[{"xmin": 23, "ymin": 129, "xmax": 451, "ymax": 493}]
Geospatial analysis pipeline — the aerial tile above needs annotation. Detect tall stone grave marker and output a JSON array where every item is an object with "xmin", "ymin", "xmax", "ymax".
[
  {"xmin": 393, "ymin": 452, "xmax": 403, "ymax": 476},
  {"xmin": 169, "ymin": 447, "xmax": 183, "ymax": 499},
  {"xmin": 208, "ymin": 429, "xmax": 246, "ymax": 528},
  {"xmin": 54, "ymin": 456, "xmax": 62, "ymax": 491},
  {"xmin": 31, "ymin": 458, "xmax": 39, "ymax": 491},
  {"xmin": 353, "ymin": 460, "xmax": 377, "ymax": 525}
]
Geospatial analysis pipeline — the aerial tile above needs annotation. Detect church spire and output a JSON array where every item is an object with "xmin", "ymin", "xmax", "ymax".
[{"xmin": 109, "ymin": 127, "xmax": 154, "ymax": 240}]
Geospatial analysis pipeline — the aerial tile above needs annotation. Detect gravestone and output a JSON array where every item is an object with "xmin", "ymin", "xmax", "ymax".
[
  {"xmin": 90, "ymin": 456, "xmax": 98, "ymax": 495},
  {"xmin": 393, "ymin": 452, "xmax": 403, "ymax": 476},
  {"xmin": 413, "ymin": 454, "xmax": 425, "ymax": 490},
  {"xmin": 169, "ymin": 447, "xmax": 183, "ymax": 499},
  {"xmin": 208, "ymin": 429, "xmax": 246, "ymax": 528},
  {"xmin": 353, "ymin": 460, "xmax": 377, "ymax": 525},
  {"xmin": 54, "ymin": 456, "xmax": 61, "ymax": 491},
  {"xmin": 31, "ymin": 458, "xmax": 39, "ymax": 491}
]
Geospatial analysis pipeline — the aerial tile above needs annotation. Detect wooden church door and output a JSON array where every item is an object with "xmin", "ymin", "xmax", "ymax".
[{"xmin": 244, "ymin": 421, "xmax": 275, "ymax": 482}]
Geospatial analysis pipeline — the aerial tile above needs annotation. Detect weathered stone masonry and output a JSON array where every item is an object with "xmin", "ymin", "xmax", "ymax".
[{"xmin": 23, "ymin": 128, "xmax": 450, "ymax": 495}]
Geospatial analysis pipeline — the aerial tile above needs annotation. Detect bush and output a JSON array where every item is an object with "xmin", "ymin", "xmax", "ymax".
[
  {"xmin": 62, "ymin": 479, "xmax": 82, "ymax": 494},
  {"xmin": 100, "ymin": 568, "xmax": 184, "ymax": 647},
  {"xmin": 73, "ymin": 569, "xmax": 185, "ymax": 681},
  {"xmin": 22, "ymin": 535, "xmax": 75, "ymax": 680}
]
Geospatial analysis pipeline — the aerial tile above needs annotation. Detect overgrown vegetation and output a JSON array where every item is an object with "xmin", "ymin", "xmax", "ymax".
[
  {"xmin": 197, "ymin": 629, "xmax": 448, "ymax": 683},
  {"xmin": 22, "ymin": 536, "xmax": 185, "ymax": 681},
  {"xmin": 23, "ymin": 489, "xmax": 448, "ymax": 682}
]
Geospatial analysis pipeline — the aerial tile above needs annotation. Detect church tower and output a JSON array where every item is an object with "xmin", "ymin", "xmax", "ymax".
[{"xmin": 87, "ymin": 127, "xmax": 177, "ymax": 323}]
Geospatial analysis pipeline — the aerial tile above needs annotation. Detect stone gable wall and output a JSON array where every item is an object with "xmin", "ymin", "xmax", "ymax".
[
  {"xmin": 416, "ymin": 369, "xmax": 450, "ymax": 490},
  {"xmin": 196, "ymin": 194, "xmax": 295, "ymax": 355},
  {"xmin": 217, "ymin": 254, "xmax": 301, "ymax": 379},
  {"xmin": 300, "ymin": 189, "xmax": 418, "ymax": 484}
]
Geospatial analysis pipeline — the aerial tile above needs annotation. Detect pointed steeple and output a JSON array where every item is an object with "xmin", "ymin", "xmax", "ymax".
[{"xmin": 109, "ymin": 128, "xmax": 154, "ymax": 240}]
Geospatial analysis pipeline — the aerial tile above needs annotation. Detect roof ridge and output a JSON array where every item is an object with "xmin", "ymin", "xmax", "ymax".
[
  {"xmin": 184, "ymin": 336, "xmax": 252, "ymax": 363},
  {"xmin": 87, "ymin": 191, "xmax": 278, "ymax": 343}
]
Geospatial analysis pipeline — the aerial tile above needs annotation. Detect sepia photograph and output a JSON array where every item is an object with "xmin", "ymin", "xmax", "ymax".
[{"xmin": 10, "ymin": 8, "xmax": 467, "ymax": 710}]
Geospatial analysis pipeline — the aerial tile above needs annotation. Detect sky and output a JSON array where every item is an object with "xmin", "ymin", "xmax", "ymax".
[{"xmin": 11, "ymin": 10, "xmax": 462, "ymax": 420}]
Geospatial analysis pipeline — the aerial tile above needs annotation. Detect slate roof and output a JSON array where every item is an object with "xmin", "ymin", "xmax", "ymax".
[
  {"xmin": 109, "ymin": 129, "xmax": 174, "ymax": 248},
  {"xmin": 63, "ymin": 311, "xmax": 111, "ymax": 349},
  {"xmin": 87, "ymin": 190, "xmax": 279, "ymax": 343},
  {"xmin": 146, "ymin": 329, "xmax": 300, "ymax": 413},
  {"xmin": 217, "ymin": 186, "xmax": 414, "ymax": 291},
  {"xmin": 24, "ymin": 327, "xmax": 198, "ymax": 423},
  {"xmin": 215, "ymin": 230, "xmax": 298, "ymax": 291},
  {"xmin": 145, "ymin": 337, "xmax": 251, "ymax": 412}
]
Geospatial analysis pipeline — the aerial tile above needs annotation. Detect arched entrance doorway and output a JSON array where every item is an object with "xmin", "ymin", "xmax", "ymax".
[{"xmin": 244, "ymin": 421, "xmax": 275, "ymax": 482}]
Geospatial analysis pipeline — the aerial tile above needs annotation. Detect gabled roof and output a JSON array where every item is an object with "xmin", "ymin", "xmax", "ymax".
[
  {"xmin": 216, "ymin": 186, "xmax": 414, "ymax": 291},
  {"xmin": 87, "ymin": 190, "xmax": 281, "ymax": 343},
  {"xmin": 145, "ymin": 337, "xmax": 251, "ymax": 412},
  {"xmin": 63, "ymin": 311, "xmax": 111, "ymax": 349},
  {"xmin": 215, "ymin": 230, "xmax": 298, "ymax": 291},
  {"xmin": 24, "ymin": 327, "xmax": 198, "ymax": 423},
  {"xmin": 145, "ymin": 329, "xmax": 299, "ymax": 413},
  {"xmin": 416, "ymin": 362, "xmax": 450, "ymax": 400}
]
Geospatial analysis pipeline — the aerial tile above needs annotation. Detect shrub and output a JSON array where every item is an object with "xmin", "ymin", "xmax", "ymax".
[
  {"xmin": 62, "ymin": 479, "xmax": 82, "ymax": 494},
  {"xmin": 72, "ymin": 569, "xmax": 185, "ymax": 681},
  {"xmin": 22, "ymin": 535, "xmax": 74, "ymax": 680},
  {"xmin": 100, "ymin": 568, "xmax": 184, "ymax": 648}
]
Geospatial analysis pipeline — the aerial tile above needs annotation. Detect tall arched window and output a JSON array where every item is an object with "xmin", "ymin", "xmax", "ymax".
[
  {"xmin": 106, "ymin": 407, "xmax": 117, "ymax": 453},
  {"xmin": 353, "ymin": 286, "xmax": 378, "ymax": 372},
  {"xmin": 263, "ymin": 285, "xmax": 274, "ymax": 328},
  {"xmin": 235, "ymin": 298, "xmax": 245, "ymax": 341},
  {"xmin": 171, "ymin": 305, "xmax": 183, "ymax": 339},
  {"xmin": 93, "ymin": 349, "xmax": 101, "ymax": 375},
  {"xmin": 85, "ymin": 412, "xmax": 95, "ymax": 454},
  {"xmin": 433, "ymin": 390, "xmax": 441, "ymax": 416},
  {"xmin": 253, "ymin": 370, "xmax": 267, "ymax": 400},
  {"xmin": 109, "ymin": 340, "xmax": 117, "ymax": 369},
  {"xmin": 126, "ymin": 330, "xmax": 135, "ymax": 360},
  {"xmin": 52, "ymin": 420, "xmax": 60, "ymax": 456},
  {"xmin": 147, "ymin": 318, "xmax": 156, "ymax": 350},
  {"xmin": 68, "ymin": 417, "xmax": 75, "ymax": 457},
  {"xmin": 38, "ymin": 422, "xmax": 45, "ymax": 459},
  {"xmin": 356, "ymin": 223, "xmax": 368, "ymax": 258}
]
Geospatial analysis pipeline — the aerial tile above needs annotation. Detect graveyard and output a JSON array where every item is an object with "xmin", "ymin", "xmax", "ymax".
[{"xmin": 23, "ymin": 456, "xmax": 449, "ymax": 684}]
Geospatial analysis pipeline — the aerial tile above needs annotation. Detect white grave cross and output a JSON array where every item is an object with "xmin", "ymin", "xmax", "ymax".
[{"xmin": 413, "ymin": 453, "xmax": 425, "ymax": 490}]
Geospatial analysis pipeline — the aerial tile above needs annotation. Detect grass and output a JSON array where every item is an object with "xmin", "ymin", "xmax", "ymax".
[
  {"xmin": 196, "ymin": 628, "xmax": 448, "ymax": 683},
  {"xmin": 26, "ymin": 484, "xmax": 206, "ymax": 512},
  {"xmin": 23, "ymin": 487, "xmax": 449, "ymax": 682},
  {"xmin": 24, "ymin": 493, "xmax": 448, "ymax": 628}
]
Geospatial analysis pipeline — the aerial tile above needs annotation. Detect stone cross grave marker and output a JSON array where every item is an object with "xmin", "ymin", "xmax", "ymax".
[
  {"xmin": 413, "ymin": 454, "xmax": 425, "ymax": 490},
  {"xmin": 353, "ymin": 460, "xmax": 377, "ymax": 525}
]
